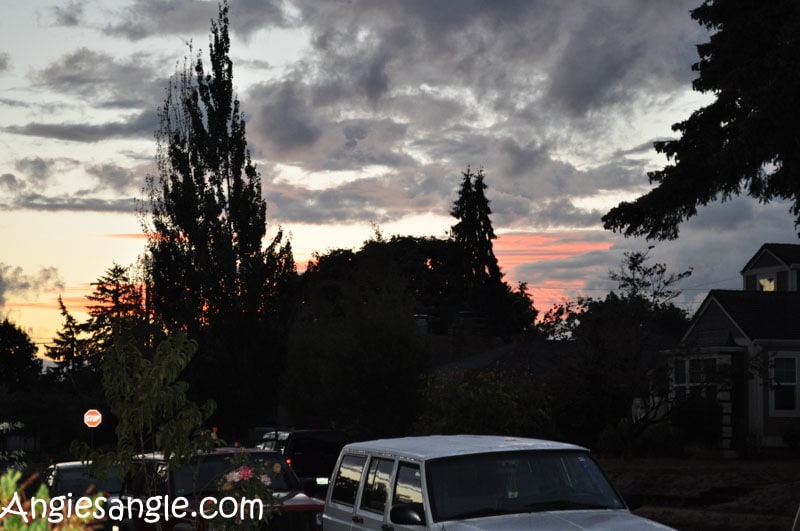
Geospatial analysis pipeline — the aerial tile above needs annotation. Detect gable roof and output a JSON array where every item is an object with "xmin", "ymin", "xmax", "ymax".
[
  {"xmin": 741, "ymin": 243, "xmax": 800, "ymax": 274},
  {"xmin": 685, "ymin": 289, "xmax": 800, "ymax": 343}
]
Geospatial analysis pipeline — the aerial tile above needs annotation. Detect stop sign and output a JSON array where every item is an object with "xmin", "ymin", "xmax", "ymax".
[{"xmin": 83, "ymin": 409, "xmax": 102, "ymax": 428}]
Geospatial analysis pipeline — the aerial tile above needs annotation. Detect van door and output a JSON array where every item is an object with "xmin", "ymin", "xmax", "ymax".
[
  {"xmin": 387, "ymin": 461, "xmax": 427, "ymax": 531},
  {"xmin": 352, "ymin": 456, "xmax": 396, "ymax": 531},
  {"xmin": 324, "ymin": 453, "xmax": 368, "ymax": 531}
]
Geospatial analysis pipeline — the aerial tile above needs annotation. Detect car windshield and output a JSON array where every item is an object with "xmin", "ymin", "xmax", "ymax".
[
  {"xmin": 52, "ymin": 466, "xmax": 122, "ymax": 497},
  {"xmin": 427, "ymin": 450, "xmax": 624, "ymax": 522},
  {"xmin": 171, "ymin": 453, "xmax": 300, "ymax": 497}
]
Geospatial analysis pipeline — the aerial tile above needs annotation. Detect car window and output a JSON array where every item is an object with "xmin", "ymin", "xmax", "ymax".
[
  {"xmin": 360, "ymin": 458, "xmax": 394, "ymax": 514},
  {"xmin": 49, "ymin": 465, "xmax": 123, "ymax": 497},
  {"xmin": 172, "ymin": 454, "xmax": 296, "ymax": 496},
  {"xmin": 330, "ymin": 454, "xmax": 366, "ymax": 506},
  {"xmin": 392, "ymin": 462, "xmax": 423, "ymax": 505}
]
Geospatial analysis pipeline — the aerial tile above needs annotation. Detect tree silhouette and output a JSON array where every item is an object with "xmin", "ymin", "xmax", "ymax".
[
  {"xmin": 142, "ymin": 1, "xmax": 295, "ymax": 435},
  {"xmin": 603, "ymin": 0, "xmax": 800, "ymax": 240},
  {"xmin": 46, "ymin": 296, "xmax": 89, "ymax": 372},
  {"xmin": 0, "ymin": 319, "xmax": 41, "ymax": 391},
  {"xmin": 450, "ymin": 166, "xmax": 502, "ymax": 284}
]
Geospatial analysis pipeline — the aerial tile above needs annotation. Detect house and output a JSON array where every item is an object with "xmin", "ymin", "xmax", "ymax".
[{"xmin": 675, "ymin": 243, "xmax": 800, "ymax": 456}]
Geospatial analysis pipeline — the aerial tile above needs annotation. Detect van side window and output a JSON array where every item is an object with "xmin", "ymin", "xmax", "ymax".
[
  {"xmin": 360, "ymin": 457, "xmax": 394, "ymax": 513},
  {"xmin": 331, "ymin": 454, "xmax": 366, "ymax": 506},
  {"xmin": 392, "ymin": 462, "xmax": 423, "ymax": 505}
]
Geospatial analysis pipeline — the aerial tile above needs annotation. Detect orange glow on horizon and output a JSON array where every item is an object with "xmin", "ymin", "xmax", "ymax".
[
  {"xmin": 494, "ymin": 231, "xmax": 614, "ymax": 270},
  {"xmin": 104, "ymin": 233, "xmax": 149, "ymax": 240},
  {"xmin": 494, "ymin": 231, "xmax": 614, "ymax": 314},
  {"xmin": 5, "ymin": 230, "xmax": 612, "ymax": 343}
]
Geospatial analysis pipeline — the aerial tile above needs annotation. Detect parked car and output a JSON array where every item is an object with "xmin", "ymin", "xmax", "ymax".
[
  {"xmin": 120, "ymin": 447, "xmax": 323, "ymax": 530},
  {"xmin": 323, "ymin": 435, "xmax": 674, "ymax": 531},
  {"xmin": 46, "ymin": 460, "xmax": 123, "ymax": 530},
  {"xmin": 255, "ymin": 428, "xmax": 347, "ymax": 497},
  {"xmin": 46, "ymin": 460, "xmax": 123, "ymax": 498}
]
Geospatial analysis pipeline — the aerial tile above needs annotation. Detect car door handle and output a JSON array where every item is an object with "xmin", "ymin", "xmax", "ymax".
[
  {"xmin": 352, "ymin": 516, "xmax": 363, "ymax": 524},
  {"xmin": 381, "ymin": 525, "xmax": 394, "ymax": 531}
]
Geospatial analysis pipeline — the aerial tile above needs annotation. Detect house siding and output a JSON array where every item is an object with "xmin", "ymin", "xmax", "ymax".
[
  {"xmin": 685, "ymin": 302, "xmax": 745, "ymax": 344},
  {"xmin": 748, "ymin": 251, "xmax": 782, "ymax": 270},
  {"xmin": 778, "ymin": 270, "xmax": 789, "ymax": 291}
]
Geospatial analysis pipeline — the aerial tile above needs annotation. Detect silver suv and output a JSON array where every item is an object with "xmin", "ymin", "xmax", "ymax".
[{"xmin": 323, "ymin": 435, "xmax": 673, "ymax": 531}]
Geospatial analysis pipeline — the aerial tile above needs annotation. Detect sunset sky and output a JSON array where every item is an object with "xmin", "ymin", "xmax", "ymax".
[{"xmin": 2, "ymin": 0, "xmax": 798, "ymax": 351}]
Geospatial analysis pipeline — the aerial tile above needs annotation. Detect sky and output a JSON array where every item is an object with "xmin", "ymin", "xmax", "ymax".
[{"xmin": 1, "ymin": 0, "xmax": 798, "ymax": 352}]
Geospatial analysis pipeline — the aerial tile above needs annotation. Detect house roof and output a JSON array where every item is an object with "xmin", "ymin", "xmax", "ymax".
[
  {"xmin": 686, "ymin": 290, "xmax": 800, "ymax": 342},
  {"xmin": 740, "ymin": 243, "xmax": 800, "ymax": 274}
]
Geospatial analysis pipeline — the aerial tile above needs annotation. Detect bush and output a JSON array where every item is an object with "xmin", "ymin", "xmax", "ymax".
[
  {"xmin": 637, "ymin": 422, "xmax": 684, "ymax": 458},
  {"xmin": 780, "ymin": 424, "xmax": 800, "ymax": 454},
  {"xmin": 670, "ymin": 395, "xmax": 723, "ymax": 444}
]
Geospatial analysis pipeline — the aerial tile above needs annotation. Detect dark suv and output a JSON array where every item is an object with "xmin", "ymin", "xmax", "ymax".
[
  {"xmin": 120, "ymin": 448, "xmax": 323, "ymax": 530},
  {"xmin": 255, "ymin": 429, "xmax": 347, "ymax": 497}
]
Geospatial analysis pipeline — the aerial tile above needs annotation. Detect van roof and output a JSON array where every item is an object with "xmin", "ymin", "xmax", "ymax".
[{"xmin": 342, "ymin": 435, "xmax": 586, "ymax": 461}]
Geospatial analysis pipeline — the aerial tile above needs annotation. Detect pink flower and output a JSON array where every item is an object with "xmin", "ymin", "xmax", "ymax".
[
  {"xmin": 260, "ymin": 474, "xmax": 272, "ymax": 486},
  {"xmin": 237, "ymin": 466, "xmax": 253, "ymax": 481}
]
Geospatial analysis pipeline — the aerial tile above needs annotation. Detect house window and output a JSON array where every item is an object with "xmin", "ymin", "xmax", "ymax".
[
  {"xmin": 673, "ymin": 357, "xmax": 716, "ymax": 399},
  {"xmin": 770, "ymin": 353, "xmax": 800, "ymax": 416},
  {"xmin": 758, "ymin": 274, "xmax": 776, "ymax": 291}
]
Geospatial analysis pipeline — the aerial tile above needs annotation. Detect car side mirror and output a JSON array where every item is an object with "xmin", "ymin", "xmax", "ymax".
[{"xmin": 390, "ymin": 503, "xmax": 425, "ymax": 525}]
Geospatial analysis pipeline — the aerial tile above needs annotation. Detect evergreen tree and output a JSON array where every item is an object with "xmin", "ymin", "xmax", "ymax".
[
  {"xmin": 603, "ymin": 0, "xmax": 800, "ymax": 240},
  {"xmin": 450, "ymin": 166, "xmax": 502, "ymax": 284},
  {"xmin": 81, "ymin": 263, "xmax": 148, "ymax": 365},
  {"xmin": 46, "ymin": 296, "xmax": 89, "ymax": 372},
  {"xmin": 142, "ymin": 1, "xmax": 295, "ymax": 435},
  {"xmin": 449, "ymin": 166, "xmax": 536, "ymax": 339}
]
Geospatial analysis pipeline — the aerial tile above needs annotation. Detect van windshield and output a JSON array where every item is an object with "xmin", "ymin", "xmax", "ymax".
[{"xmin": 426, "ymin": 450, "xmax": 624, "ymax": 522}]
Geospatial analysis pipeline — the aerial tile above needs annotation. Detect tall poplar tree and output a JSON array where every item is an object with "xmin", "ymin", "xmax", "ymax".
[{"xmin": 142, "ymin": 1, "xmax": 295, "ymax": 434}]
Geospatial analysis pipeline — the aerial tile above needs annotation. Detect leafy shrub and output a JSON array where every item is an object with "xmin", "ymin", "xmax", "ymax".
[
  {"xmin": 670, "ymin": 395, "xmax": 723, "ymax": 444},
  {"xmin": 0, "ymin": 468, "xmax": 99, "ymax": 530},
  {"xmin": 780, "ymin": 424, "xmax": 800, "ymax": 454}
]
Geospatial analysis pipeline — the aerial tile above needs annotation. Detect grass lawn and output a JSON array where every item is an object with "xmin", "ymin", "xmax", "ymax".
[{"xmin": 601, "ymin": 457, "xmax": 800, "ymax": 530}]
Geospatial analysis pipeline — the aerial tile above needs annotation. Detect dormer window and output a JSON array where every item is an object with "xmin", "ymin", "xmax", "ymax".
[{"xmin": 758, "ymin": 274, "xmax": 776, "ymax": 291}]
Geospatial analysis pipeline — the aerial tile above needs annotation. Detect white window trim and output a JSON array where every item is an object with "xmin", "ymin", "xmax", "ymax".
[{"xmin": 769, "ymin": 351, "xmax": 800, "ymax": 418}]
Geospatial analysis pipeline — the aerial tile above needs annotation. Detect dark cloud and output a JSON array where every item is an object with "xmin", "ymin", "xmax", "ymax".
[
  {"xmin": 3, "ymin": 110, "xmax": 157, "ymax": 142},
  {"xmin": 102, "ymin": 0, "xmax": 290, "ymax": 41},
  {"xmin": 86, "ymin": 163, "xmax": 138, "ymax": 193},
  {"xmin": 4, "ymin": 193, "xmax": 137, "ymax": 214},
  {"xmin": 0, "ymin": 174, "xmax": 18, "ymax": 192},
  {"xmin": 34, "ymin": 48, "xmax": 160, "ymax": 109},
  {"xmin": 249, "ymin": 80, "xmax": 322, "ymax": 154},
  {"xmin": 50, "ymin": 0, "xmax": 86, "ymax": 27},
  {"xmin": 0, "ymin": 53, "xmax": 9, "ymax": 73},
  {"xmin": 15, "ymin": 157, "xmax": 56, "ymax": 185},
  {"xmin": 545, "ymin": 2, "xmax": 706, "ymax": 116},
  {"xmin": 0, "ymin": 264, "xmax": 64, "ymax": 308}
]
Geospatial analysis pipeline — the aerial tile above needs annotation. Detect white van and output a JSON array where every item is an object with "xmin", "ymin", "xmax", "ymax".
[{"xmin": 322, "ymin": 435, "xmax": 673, "ymax": 530}]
